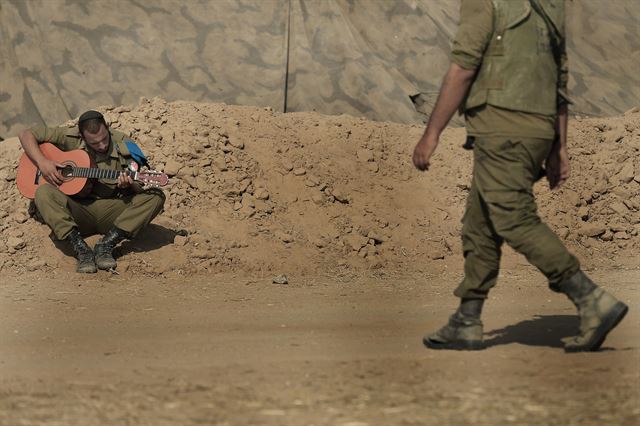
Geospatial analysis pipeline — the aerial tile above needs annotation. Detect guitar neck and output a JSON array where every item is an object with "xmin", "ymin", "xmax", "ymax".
[{"xmin": 69, "ymin": 167, "xmax": 134, "ymax": 180}]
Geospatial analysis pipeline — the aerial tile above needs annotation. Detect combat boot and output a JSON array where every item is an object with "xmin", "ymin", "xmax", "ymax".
[
  {"xmin": 94, "ymin": 227, "xmax": 128, "ymax": 270},
  {"xmin": 67, "ymin": 228, "xmax": 97, "ymax": 274},
  {"xmin": 423, "ymin": 299, "xmax": 485, "ymax": 350},
  {"xmin": 558, "ymin": 270, "xmax": 628, "ymax": 352}
]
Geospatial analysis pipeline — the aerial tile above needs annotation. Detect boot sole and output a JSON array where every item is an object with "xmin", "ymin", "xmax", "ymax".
[
  {"xmin": 423, "ymin": 337, "xmax": 486, "ymax": 351},
  {"xmin": 565, "ymin": 302, "xmax": 629, "ymax": 353}
]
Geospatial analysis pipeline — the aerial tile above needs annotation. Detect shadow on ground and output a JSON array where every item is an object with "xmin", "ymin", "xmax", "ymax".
[{"xmin": 485, "ymin": 315, "xmax": 579, "ymax": 348}]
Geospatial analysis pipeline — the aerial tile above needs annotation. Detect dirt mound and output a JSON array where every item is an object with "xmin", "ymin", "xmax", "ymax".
[{"xmin": 1, "ymin": 99, "xmax": 639, "ymax": 278}]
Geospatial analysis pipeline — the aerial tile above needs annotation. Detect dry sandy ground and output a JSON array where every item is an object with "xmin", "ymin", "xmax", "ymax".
[
  {"xmin": 1, "ymin": 267, "xmax": 638, "ymax": 426},
  {"xmin": 1, "ymin": 102, "xmax": 639, "ymax": 424}
]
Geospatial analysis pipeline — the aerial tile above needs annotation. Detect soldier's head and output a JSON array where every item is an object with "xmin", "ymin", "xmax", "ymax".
[{"xmin": 78, "ymin": 110, "xmax": 110, "ymax": 153}]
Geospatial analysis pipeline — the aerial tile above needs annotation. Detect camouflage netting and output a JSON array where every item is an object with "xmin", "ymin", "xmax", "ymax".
[{"xmin": 1, "ymin": 0, "xmax": 639, "ymax": 139}]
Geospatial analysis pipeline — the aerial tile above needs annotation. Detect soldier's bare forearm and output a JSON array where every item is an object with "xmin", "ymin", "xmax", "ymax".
[
  {"xmin": 556, "ymin": 103, "xmax": 568, "ymax": 148},
  {"xmin": 423, "ymin": 63, "xmax": 476, "ymax": 141}
]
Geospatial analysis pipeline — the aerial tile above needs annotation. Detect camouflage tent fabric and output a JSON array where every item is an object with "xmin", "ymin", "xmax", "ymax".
[{"xmin": 0, "ymin": 0, "xmax": 638, "ymax": 138}]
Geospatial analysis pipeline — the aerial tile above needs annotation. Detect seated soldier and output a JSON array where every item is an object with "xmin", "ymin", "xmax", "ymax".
[{"xmin": 18, "ymin": 110, "xmax": 166, "ymax": 273}]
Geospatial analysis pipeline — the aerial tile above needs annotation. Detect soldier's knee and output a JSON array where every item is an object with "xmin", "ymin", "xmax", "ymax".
[
  {"xmin": 34, "ymin": 184, "xmax": 62, "ymax": 205},
  {"xmin": 142, "ymin": 188, "xmax": 166, "ymax": 210}
]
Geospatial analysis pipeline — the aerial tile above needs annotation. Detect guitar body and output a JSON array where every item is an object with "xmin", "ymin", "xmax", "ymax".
[{"xmin": 17, "ymin": 143, "xmax": 90, "ymax": 199}]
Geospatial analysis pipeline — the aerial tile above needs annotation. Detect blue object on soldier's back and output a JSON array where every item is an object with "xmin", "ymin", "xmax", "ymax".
[{"xmin": 124, "ymin": 140, "xmax": 149, "ymax": 167}]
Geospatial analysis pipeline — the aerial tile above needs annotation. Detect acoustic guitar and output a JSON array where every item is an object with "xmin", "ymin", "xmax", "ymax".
[{"xmin": 17, "ymin": 143, "xmax": 169, "ymax": 199}]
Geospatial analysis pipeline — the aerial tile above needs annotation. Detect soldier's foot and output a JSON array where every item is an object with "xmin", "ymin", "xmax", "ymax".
[
  {"xmin": 423, "ymin": 312, "xmax": 485, "ymax": 351},
  {"xmin": 76, "ymin": 252, "xmax": 97, "ymax": 274},
  {"xmin": 563, "ymin": 288, "xmax": 628, "ymax": 353},
  {"xmin": 94, "ymin": 227, "xmax": 127, "ymax": 270}
]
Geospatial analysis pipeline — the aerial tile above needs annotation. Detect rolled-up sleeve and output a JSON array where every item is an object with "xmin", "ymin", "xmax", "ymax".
[
  {"xmin": 30, "ymin": 126, "xmax": 77, "ymax": 150},
  {"xmin": 557, "ymin": 38, "xmax": 571, "ymax": 105},
  {"xmin": 451, "ymin": 0, "xmax": 494, "ymax": 70}
]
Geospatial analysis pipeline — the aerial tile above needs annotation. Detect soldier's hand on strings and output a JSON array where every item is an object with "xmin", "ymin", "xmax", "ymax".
[
  {"xmin": 38, "ymin": 158, "xmax": 64, "ymax": 186},
  {"xmin": 117, "ymin": 172, "xmax": 134, "ymax": 189},
  {"xmin": 546, "ymin": 141, "xmax": 570, "ymax": 190},
  {"xmin": 412, "ymin": 135, "xmax": 438, "ymax": 171}
]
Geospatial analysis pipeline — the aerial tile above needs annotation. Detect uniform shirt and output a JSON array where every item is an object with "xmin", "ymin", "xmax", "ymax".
[
  {"xmin": 30, "ymin": 125, "xmax": 131, "ymax": 199},
  {"xmin": 451, "ymin": 0, "xmax": 558, "ymax": 139}
]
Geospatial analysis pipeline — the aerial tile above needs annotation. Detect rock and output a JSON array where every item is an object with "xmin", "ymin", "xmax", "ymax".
[
  {"xmin": 7, "ymin": 237, "xmax": 25, "ymax": 250},
  {"xmin": 311, "ymin": 193, "xmax": 325, "ymax": 205},
  {"xmin": 565, "ymin": 189, "xmax": 580, "ymax": 207},
  {"xmin": 27, "ymin": 259, "xmax": 46, "ymax": 272},
  {"xmin": 616, "ymin": 161, "xmax": 635, "ymax": 183},
  {"xmin": 282, "ymin": 160, "xmax": 294, "ymax": 172},
  {"xmin": 272, "ymin": 274, "xmax": 289, "ymax": 285},
  {"xmin": 13, "ymin": 212, "xmax": 28, "ymax": 224},
  {"xmin": 356, "ymin": 148, "xmax": 374, "ymax": 162},
  {"xmin": 578, "ymin": 223, "xmax": 607, "ymax": 237},
  {"xmin": 367, "ymin": 231, "xmax": 388, "ymax": 243},
  {"xmin": 254, "ymin": 188, "xmax": 270, "ymax": 200},
  {"xmin": 614, "ymin": 231, "xmax": 630, "ymax": 240},
  {"xmin": 609, "ymin": 201, "xmax": 629, "ymax": 215},
  {"xmin": 293, "ymin": 167, "xmax": 306, "ymax": 176},
  {"xmin": 275, "ymin": 230, "xmax": 293, "ymax": 243},
  {"xmin": 228, "ymin": 137, "xmax": 244, "ymax": 149},
  {"xmin": 213, "ymin": 156, "xmax": 227, "ymax": 171},
  {"xmin": 164, "ymin": 159, "xmax": 182, "ymax": 177},
  {"xmin": 601, "ymin": 230, "xmax": 614, "ymax": 241},
  {"xmin": 174, "ymin": 235, "xmax": 188, "ymax": 246},
  {"xmin": 577, "ymin": 206, "xmax": 589, "ymax": 221},
  {"xmin": 344, "ymin": 233, "xmax": 368, "ymax": 251},
  {"xmin": 305, "ymin": 175, "xmax": 320, "ymax": 187},
  {"xmin": 331, "ymin": 187, "xmax": 350, "ymax": 204},
  {"xmin": 367, "ymin": 162, "xmax": 379, "ymax": 173}
]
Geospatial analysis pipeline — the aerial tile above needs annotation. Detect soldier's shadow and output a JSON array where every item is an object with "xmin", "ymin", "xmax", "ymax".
[
  {"xmin": 117, "ymin": 224, "xmax": 186, "ymax": 257},
  {"xmin": 484, "ymin": 315, "xmax": 579, "ymax": 348}
]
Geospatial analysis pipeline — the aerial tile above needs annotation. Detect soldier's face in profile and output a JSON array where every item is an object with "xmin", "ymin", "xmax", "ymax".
[{"xmin": 82, "ymin": 124, "xmax": 110, "ymax": 153}]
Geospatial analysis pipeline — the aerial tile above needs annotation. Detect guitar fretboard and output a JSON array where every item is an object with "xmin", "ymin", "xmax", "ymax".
[{"xmin": 69, "ymin": 167, "xmax": 133, "ymax": 180}]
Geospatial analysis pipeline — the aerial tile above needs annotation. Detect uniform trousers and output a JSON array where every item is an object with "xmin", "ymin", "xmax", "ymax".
[
  {"xmin": 455, "ymin": 136, "xmax": 580, "ymax": 299},
  {"xmin": 34, "ymin": 184, "xmax": 165, "ymax": 240}
]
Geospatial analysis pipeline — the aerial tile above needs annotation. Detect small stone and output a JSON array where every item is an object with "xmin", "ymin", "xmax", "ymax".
[
  {"xmin": 331, "ymin": 187, "xmax": 350, "ymax": 204},
  {"xmin": 7, "ymin": 237, "xmax": 25, "ymax": 250},
  {"xmin": 174, "ymin": 235, "xmax": 188, "ymax": 246},
  {"xmin": 164, "ymin": 159, "xmax": 181, "ymax": 177},
  {"xmin": 577, "ymin": 206, "xmax": 590, "ymax": 221},
  {"xmin": 609, "ymin": 201, "xmax": 628, "ymax": 215},
  {"xmin": 311, "ymin": 193, "xmax": 324, "ymax": 205},
  {"xmin": 293, "ymin": 168, "xmax": 306, "ymax": 176},
  {"xmin": 272, "ymin": 275, "xmax": 288, "ymax": 285},
  {"xmin": 282, "ymin": 160, "xmax": 294, "ymax": 172},
  {"xmin": 275, "ymin": 230, "xmax": 293, "ymax": 243},
  {"xmin": 356, "ymin": 148, "xmax": 374, "ymax": 162},
  {"xmin": 13, "ymin": 212, "xmax": 28, "ymax": 224},
  {"xmin": 213, "ymin": 157, "xmax": 227, "ymax": 171},
  {"xmin": 367, "ymin": 162, "xmax": 379, "ymax": 173},
  {"xmin": 228, "ymin": 138, "xmax": 244, "ymax": 149},
  {"xmin": 254, "ymin": 188, "xmax": 270, "ymax": 200},
  {"xmin": 578, "ymin": 223, "xmax": 607, "ymax": 237}
]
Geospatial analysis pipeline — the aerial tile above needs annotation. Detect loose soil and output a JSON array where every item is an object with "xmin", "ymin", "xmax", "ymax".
[{"xmin": 0, "ymin": 101, "xmax": 639, "ymax": 425}]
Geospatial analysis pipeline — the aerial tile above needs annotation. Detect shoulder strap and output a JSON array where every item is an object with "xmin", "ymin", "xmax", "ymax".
[{"xmin": 529, "ymin": 0, "xmax": 561, "ymax": 65}]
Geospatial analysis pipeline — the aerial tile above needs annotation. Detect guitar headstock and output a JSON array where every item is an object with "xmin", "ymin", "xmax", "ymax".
[{"xmin": 136, "ymin": 170, "xmax": 169, "ymax": 187}]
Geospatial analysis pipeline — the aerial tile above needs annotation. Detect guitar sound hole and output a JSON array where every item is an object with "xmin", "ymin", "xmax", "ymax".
[{"xmin": 60, "ymin": 165, "xmax": 74, "ymax": 178}]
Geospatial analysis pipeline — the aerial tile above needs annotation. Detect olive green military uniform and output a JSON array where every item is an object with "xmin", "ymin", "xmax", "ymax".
[
  {"xmin": 31, "ymin": 125, "xmax": 165, "ymax": 240},
  {"xmin": 452, "ymin": 0, "xmax": 579, "ymax": 299}
]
